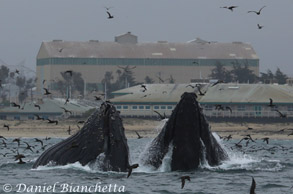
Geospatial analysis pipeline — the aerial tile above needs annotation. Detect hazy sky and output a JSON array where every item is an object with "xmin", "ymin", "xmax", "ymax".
[{"xmin": 0, "ymin": 0, "xmax": 292, "ymax": 76}]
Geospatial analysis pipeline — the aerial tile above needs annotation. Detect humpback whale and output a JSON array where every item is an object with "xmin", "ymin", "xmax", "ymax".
[
  {"xmin": 33, "ymin": 102, "xmax": 130, "ymax": 172},
  {"xmin": 143, "ymin": 92, "xmax": 228, "ymax": 171}
]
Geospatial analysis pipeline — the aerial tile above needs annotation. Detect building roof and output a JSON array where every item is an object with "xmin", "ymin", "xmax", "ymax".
[
  {"xmin": 37, "ymin": 34, "xmax": 258, "ymax": 60},
  {"xmin": 111, "ymin": 83, "xmax": 206, "ymax": 104},
  {"xmin": 110, "ymin": 83, "xmax": 293, "ymax": 105}
]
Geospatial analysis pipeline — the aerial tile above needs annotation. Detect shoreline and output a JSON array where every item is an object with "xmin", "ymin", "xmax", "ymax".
[{"xmin": 0, "ymin": 118, "xmax": 292, "ymax": 140}]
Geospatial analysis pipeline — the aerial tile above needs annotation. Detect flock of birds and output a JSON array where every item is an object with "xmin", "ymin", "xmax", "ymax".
[{"xmin": 220, "ymin": 5, "xmax": 266, "ymax": 29}]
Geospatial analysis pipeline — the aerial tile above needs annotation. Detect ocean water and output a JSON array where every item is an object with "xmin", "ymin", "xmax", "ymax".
[{"xmin": 0, "ymin": 135, "xmax": 292, "ymax": 194}]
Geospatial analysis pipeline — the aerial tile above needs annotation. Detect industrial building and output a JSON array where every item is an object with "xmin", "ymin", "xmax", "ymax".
[
  {"xmin": 36, "ymin": 32, "xmax": 259, "ymax": 94},
  {"xmin": 110, "ymin": 83, "xmax": 293, "ymax": 120}
]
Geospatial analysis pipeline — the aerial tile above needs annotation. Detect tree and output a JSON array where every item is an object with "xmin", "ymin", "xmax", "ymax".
[
  {"xmin": 209, "ymin": 62, "xmax": 232, "ymax": 82},
  {"xmin": 230, "ymin": 61, "xmax": 257, "ymax": 83},
  {"xmin": 144, "ymin": 76, "xmax": 154, "ymax": 84},
  {"xmin": 275, "ymin": 68, "xmax": 288, "ymax": 84},
  {"xmin": 0, "ymin": 65, "xmax": 9, "ymax": 84},
  {"xmin": 16, "ymin": 76, "xmax": 27, "ymax": 103}
]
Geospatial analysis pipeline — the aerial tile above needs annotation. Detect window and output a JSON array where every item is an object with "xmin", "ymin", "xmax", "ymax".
[
  {"xmin": 145, "ymin": 106, "xmax": 151, "ymax": 110},
  {"xmin": 167, "ymin": 106, "xmax": 173, "ymax": 110},
  {"xmin": 28, "ymin": 115, "xmax": 34, "ymax": 120},
  {"xmin": 116, "ymin": 105, "xmax": 122, "ymax": 110},
  {"xmin": 0, "ymin": 115, "xmax": 7, "ymax": 120},
  {"xmin": 154, "ymin": 106, "xmax": 159, "ymax": 110},
  {"xmin": 237, "ymin": 105, "xmax": 245, "ymax": 111},
  {"xmin": 139, "ymin": 105, "xmax": 144, "ymax": 110},
  {"xmin": 14, "ymin": 116, "xmax": 20, "ymax": 120},
  {"xmin": 123, "ymin": 105, "xmax": 128, "ymax": 110},
  {"xmin": 204, "ymin": 105, "xmax": 213, "ymax": 111},
  {"xmin": 288, "ymin": 105, "xmax": 293, "ymax": 111},
  {"xmin": 132, "ymin": 105, "xmax": 138, "ymax": 110},
  {"xmin": 161, "ymin": 106, "xmax": 166, "ymax": 110}
]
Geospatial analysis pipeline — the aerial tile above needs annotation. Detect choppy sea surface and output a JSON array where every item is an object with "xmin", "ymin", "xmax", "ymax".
[{"xmin": 0, "ymin": 134, "xmax": 293, "ymax": 194}]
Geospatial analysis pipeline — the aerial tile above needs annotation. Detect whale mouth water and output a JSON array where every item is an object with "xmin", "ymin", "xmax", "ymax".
[
  {"xmin": 141, "ymin": 92, "xmax": 228, "ymax": 171},
  {"xmin": 32, "ymin": 102, "xmax": 130, "ymax": 172}
]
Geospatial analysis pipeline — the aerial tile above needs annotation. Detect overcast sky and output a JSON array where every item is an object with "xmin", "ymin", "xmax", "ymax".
[{"xmin": 0, "ymin": 0, "xmax": 292, "ymax": 76}]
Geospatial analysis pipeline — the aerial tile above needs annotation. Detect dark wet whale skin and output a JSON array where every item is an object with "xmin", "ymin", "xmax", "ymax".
[
  {"xmin": 32, "ymin": 102, "xmax": 130, "ymax": 172},
  {"xmin": 143, "ymin": 92, "xmax": 228, "ymax": 171}
]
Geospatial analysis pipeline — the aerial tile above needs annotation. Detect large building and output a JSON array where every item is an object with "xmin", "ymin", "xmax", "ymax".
[
  {"xmin": 110, "ymin": 83, "xmax": 293, "ymax": 121},
  {"xmin": 36, "ymin": 32, "xmax": 259, "ymax": 93}
]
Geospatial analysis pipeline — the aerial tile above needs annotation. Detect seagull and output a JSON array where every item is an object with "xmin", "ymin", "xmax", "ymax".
[
  {"xmin": 47, "ymin": 119, "xmax": 58, "ymax": 125},
  {"xmin": 257, "ymin": 24, "xmax": 264, "ymax": 29},
  {"xmin": 24, "ymin": 142, "xmax": 34, "ymax": 153},
  {"xmin": 274, "ymin": 110, "xmax": 287, "ymax": 118},
  {"xmin": 135, "ymin": 131, "xmax": 143, "ymax": 139},
  {"xmin": 67, "ymin": 126, "xmax": 71, "ymax": 135},
  {"xmin": 64, "ymin": 97, "xmax": 70, "ymax": 105},
  {"xmin": 15, "ymin": 69, "xmax": 20, "ymax": 74},
  {"xmin": 211, "ymin": 80, "xmax": 224, "ymax": 87},
  {"xmin": 153, "ymin": 111, "xmax": 167, "ymax": 120},
  {"xmin": 186, "ymin": 84, "xmax": 196, "ymax": 88},
  {"xmin": 13, "ymin": 138, "xmax": 21, "ymax": 147},
  {"xmin": 220, "ymin": 6, "xmax": 238, "ymax": 12},
  {"xmin": 106, "ymin": 11, "xmax": 114, "ymax": 19},
  {"xmin": 141, "ymin": 84, "xmax": 147, "ymax": 92},
  {"xmin": 34, "ymin": 114, "xmax": 44, "ymax": 120},
  {"xmin": 34, "ymin": 138, "xmax": 44, "ymax": 147},
  {"xmin": 94, "ymin": 96, "xmax": 102, "ymax": 101},
  {"xmin": 0, "ymin": 135, "xmax": 7, "ymax": 140},
  {"xmin": 61, "ymin": 107, "xmax": 72, "ymax": 115},
  {"xmin": 248, "ymin": 6, "xmax": 266, "ymax": 15},
  {"xmin": 59, "ymin": 48, "xmax": 63, "ymax": 52},
  {"xmin": 268, "ymin": 98, "xmax": 275, "ymax": 107},
  {"xmin": 261, "ymin": 137, "xmax": 269, "ymax": 144},
  {"xmin": 127, "ymin": 164, "xmax": 139, "ymax": 178},
  {"xmin": 11, "ymin": 102, "xmax": 21, "ymax": 109},
  {"xmin": 3, "ymin": 124, "xmax": 9, "ymax": 131},
  {"xmin": 43, "ymin": 88, "xmax": 51, "ymax": 95},
  {"xmin": 225, "ymin": 106, "xmax": 232, "ymax": 114},
  {"xmin": 34, "ymin": 104, "xmax": 41, "ymax": 110},
  {"xmin": 180, "ymin": 176, "xmax": 191, "ymax": 189},
  {"xmin": 14, "ymin": 151, "xmax": 26, "ymax": 164}
]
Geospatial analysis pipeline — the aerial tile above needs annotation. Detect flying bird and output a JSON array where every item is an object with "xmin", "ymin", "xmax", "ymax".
[
  {"xmin": 11, "ymin": 102, "xmax": 21, "ymax": 109},
  {"xmin": 24, "ymin": 142, "xmax": 34, "ymax": 152},
  {"xmin": 67, "ymin": 126, "xmax": 71, "ymax": 135},
  {"xmin": 106, "ymin": 11, "xmax": 114, "ymax": 19},
  {"xmin": 211, "ymin": 80, "xmax": 224, "ymax": 87},
  {"xmin": 225, "ymin": 106, "xmax": 232, "ymax": 114},
  {"xmin": 135, "ymin": 131, "xmax": 143, "ymax": 139},
  {"xmin": 220, "ymin": 6, "xmax": 238, "ymax": 12},
  {"xmin": 180, "ymin": 176, "xmax": 191, "ymax": 189},
  {"xmin": 3, "ymin": 124, "xmax": 9, "ymax": 131},
  {"xmin": 59, "ymin": 48, "xmax": 63, "ymax": 52},
  {"xmin": 43, "ymin": 88, "xmax": 51, "ymax": 95},
  {"xmin": 47, "ymin": 119, "xmax": 58, "ymax": 125},
  {"xmin": 257, "ymin": 24, "xmax": 264, "ymax": 29},
  {"xmin": 61, "ymin": 107, "xmax": 72, "ymax": 115},
  {"xmin": 261, "ymin": 137, "xmax": 269, "ymax": 144},
  {"xmin": 64, "ymin": 97, "xmax": 70, "ymax": 105},
  {"xmin": 248, "ymin": 6, "xmax": 266, "ymax": 15},
  {"xmin": 274, "ymin": 110, "xmax": 287, "ymax": 118},
  {"xmin": 153, "ymin": 111, "xmax": 167, "ymax": 120},
  {"xmin": 13, "ymin": 138, "xmax": 21, "ymax": 147},
  {"xmin": 34, "ymin": 114, "xmax": 44, "ymax": 120},
  {"xmin": 14, "ymin": 151, "xmax": 26, "ymax": 164},
  {"xmin": 141, "ymin": 84, "xmax": 147, "ymax": 92},
  {"xmin": 127, "ymin": 164, "xmax": 139, "ymax": 178},
  {"xmin": 15, "ymin": 69, "xmax": 20, "ymax": 74},
  {"xmin": 186, "ymin": 84, "xmax": 196, "ymax": 88},
  {"xmin": 0, "ymin": 135, "xmax": 7, "ymax": 140},
  {"xmin": 34, "ymin": 104, "xmax": 41, "ymax": 110},
  {"xmin": 268, "ymin": 98, "xmax": 275, "ymax": 107},
  {"xmin": 34, "ymin": 138, "xmax": 44, "ymax": 147}
]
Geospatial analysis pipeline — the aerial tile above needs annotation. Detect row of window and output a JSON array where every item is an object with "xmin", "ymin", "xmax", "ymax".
[
  {"xmin": 0, "ymin": 115, "xmax": 50, "ymax": 120},
  {"xmin": 204, "ymin": 105, "xmax": 293, "ymax": 111},
  {"xmin": 116, "ymin": 105, "xmax": 173, "ymax": 110},
  {"xmin": 37, "ymin": 58, "xmax": 259, "ymax": 67}
]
